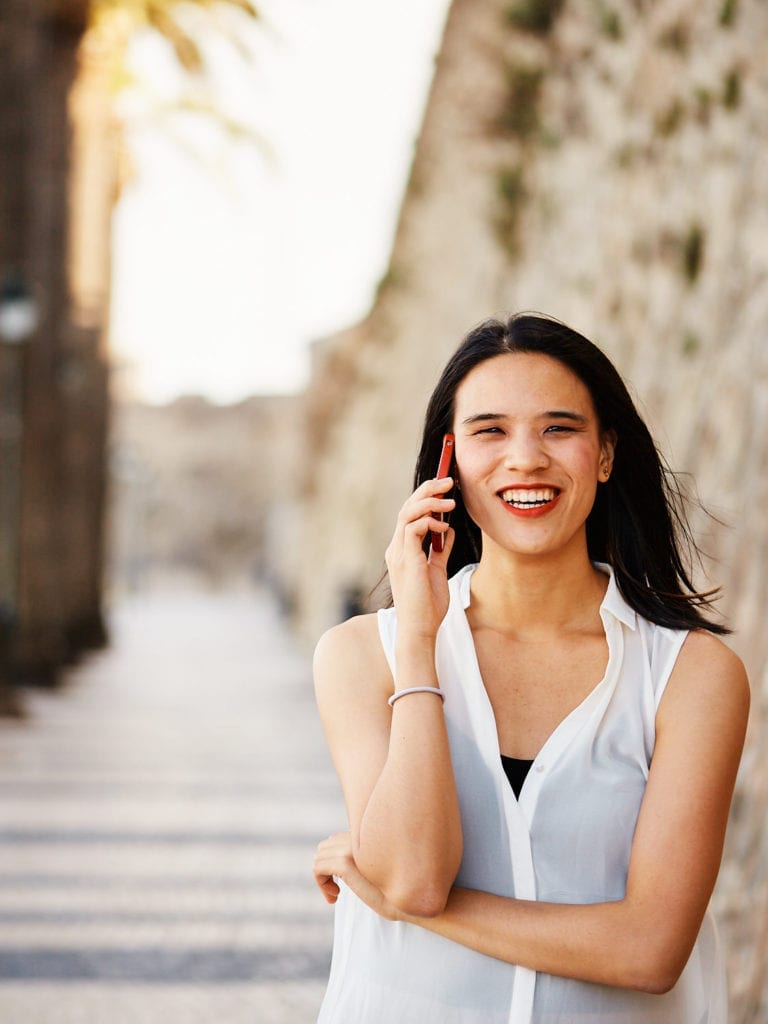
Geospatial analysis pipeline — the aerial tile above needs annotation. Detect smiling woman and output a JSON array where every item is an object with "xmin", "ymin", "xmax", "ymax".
[{"xmin": 312, "ymin": 312, "xmax": 749, "ymax": 1024}]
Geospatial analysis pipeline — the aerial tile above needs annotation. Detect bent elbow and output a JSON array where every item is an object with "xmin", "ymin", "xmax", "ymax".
[
  {"xmin": 387, "ymin": 882, "xmax": 450, "ymax": 919},
  {"xmin": 386, "ymin": 848, "xmax": 461, "ymax": 919},
  {"xmin": 634, "ymin": 974, "xmax": 679, "ymax": 996},
  {"xmin": 626, "ymin": 950, "xmax": 686, "ymax": 996},
  {"xmin": 353, "ymin": 830, "xmax": 461, "ymax": 921}
]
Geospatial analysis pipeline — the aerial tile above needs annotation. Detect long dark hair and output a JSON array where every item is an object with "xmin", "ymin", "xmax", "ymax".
[{"xmin": 413, "ymin": 312, "xmax": 728, "ymax": 635}]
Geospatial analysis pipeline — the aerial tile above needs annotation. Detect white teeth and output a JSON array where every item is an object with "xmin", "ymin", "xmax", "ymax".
[{"xmin": 500, "ymin": 488, "xmax": 557, "ymax": 505}]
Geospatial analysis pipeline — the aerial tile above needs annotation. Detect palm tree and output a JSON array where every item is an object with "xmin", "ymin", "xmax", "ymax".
[
  {"xmin": 91, "ymin": 0, "xmax": 260, "ymax": 72},
  {"xmin": 0, "ymin": 0, "xmax": 260, "ymax": 708}
]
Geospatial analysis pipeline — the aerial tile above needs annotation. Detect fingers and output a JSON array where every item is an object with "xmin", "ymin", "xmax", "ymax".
[
  {"xmin": 428, "ymin": 524, "xmax": 456, "ymax": 565},
  {"xmin": 314, "ymin": 872, "xmax": 340, "ymax": 904},
  {"xmin": 388, "ymin": 479, "xmax": 456, "ymax": 560},
  {"xmin": 313, "ymin": 832, "xmax": 353, "ymax": 904},
  {"xmin": 313, "ymin": 857, "xmax": 341, "ymax": 904},
  {"xmin": 410, "ymin": 475, "xmax": 456, "ymax": 507},
  {"xmin": 418, "ymin": 475, "xmax": 456, "ymax": 497},
  {"xmin": 397, "ymin": 491, "xmax": 455, "ymax": 531}
]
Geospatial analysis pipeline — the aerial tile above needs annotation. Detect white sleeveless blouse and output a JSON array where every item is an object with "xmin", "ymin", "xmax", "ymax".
[{"xmin": 318, "ymin": 563, "xmax": 728, "ymax": 1023}]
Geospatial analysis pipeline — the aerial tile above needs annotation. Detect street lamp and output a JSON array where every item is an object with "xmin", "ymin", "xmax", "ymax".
[
  {"xmin": 0, "ymin": 274, "xmax": 39, "ymax": 344},
  {"xmin": 0, "ymin": 271, "xmax": 38, "ymax": 706}
]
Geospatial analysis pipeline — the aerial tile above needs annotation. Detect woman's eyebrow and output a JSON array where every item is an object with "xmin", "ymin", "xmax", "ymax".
[
  {"xmin": 545, "ymin": 410, "xmax": 589, "ymax": 423},
  {"xmin": 460, "ymin": 410, "xmax": 589, "ymax": 425},
  {"xmin": 460, "ymin": 412, "xmax": 507, "ymax": 425}
]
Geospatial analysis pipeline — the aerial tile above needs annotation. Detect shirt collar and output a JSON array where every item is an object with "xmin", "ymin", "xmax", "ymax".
[
  {"xmin": 594, "ymin": 562, "xmax": 638, "ymax": 631},
  {"xmin": 456, "ymin": 561, "xmax": 638, "ymax": 631}
]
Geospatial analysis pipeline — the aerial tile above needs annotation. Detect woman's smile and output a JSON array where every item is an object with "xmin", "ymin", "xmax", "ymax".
[{"xmin": 498, "ymin": 484, "xmax": 562, "ymax": 517}]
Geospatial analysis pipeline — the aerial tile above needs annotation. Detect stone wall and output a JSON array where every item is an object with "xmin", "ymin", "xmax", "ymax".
[{"xmin": 299, "ymin": 0, "xmax": 768, "ymax": 1016}]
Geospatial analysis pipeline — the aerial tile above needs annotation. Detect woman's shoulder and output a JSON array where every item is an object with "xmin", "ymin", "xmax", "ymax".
[
  {"xmin": 662, "ymin": 629, "xmax": 750, "ymax": 719},
  {"xmin": 313, "ymin": 613, "xmax": 393, "ymax": 704},
  {"xmin": 314, "ymin": 613, "xmax": 385, "ymax": 670},
  {"xmin": 676, "ymin": 630, "xmax": 749, "ymax": 686}
]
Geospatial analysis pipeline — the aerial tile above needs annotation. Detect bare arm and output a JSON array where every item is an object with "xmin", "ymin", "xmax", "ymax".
[
  {"xmin": 316, "ymin": 630, "xmax": 749, "ymax": 992},
  {"xmin": 314, "ymin": 476, "xmax": 463, "ymax": 916}
]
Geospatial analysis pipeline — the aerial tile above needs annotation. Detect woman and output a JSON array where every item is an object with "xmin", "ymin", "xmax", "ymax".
[{"xmin": 312, "ymin": 314, "xmax": 749, "ymax": 1023}]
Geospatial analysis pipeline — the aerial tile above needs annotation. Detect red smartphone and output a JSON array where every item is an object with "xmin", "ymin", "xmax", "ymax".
[{"xmin": 430, "ymin": 433, "xmax": 455, "ymax": 554}]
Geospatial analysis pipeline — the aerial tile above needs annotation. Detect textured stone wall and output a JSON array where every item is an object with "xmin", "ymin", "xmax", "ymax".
[{"xmin": 298, "ymin": 0, "xmax": 768, "ymax": 1016}]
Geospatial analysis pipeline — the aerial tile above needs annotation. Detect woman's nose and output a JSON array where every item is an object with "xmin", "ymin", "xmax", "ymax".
[{"xmin": 502, "ymin": 431, "xmax": 549, "ymax": 472}]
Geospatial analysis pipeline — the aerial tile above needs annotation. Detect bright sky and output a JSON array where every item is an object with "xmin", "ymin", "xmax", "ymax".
[{"xmin": 111, "ymin": 0, "xmax": 451, "ymax": 403}]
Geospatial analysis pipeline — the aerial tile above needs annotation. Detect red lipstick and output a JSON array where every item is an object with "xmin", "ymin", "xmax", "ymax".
[{"xmin": 497, "ymin": 484, "xmax": 561, "ymax": 519}]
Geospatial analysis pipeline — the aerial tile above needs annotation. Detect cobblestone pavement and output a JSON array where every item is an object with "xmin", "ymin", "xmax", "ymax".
[{"xmin": 0, "ymin": 587, "xmax": 345, "ymax": 1023}]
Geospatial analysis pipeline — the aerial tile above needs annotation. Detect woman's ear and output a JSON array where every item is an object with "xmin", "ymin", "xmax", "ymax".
[{"xmin": 599, "ymin": 430, "xmax": 617, "ymax": 482}]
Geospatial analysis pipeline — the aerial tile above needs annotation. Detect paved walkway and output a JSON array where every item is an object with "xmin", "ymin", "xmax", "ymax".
[{"xmin": 0, "ymin": 587, "xmax": 345, "ymax": 1023}]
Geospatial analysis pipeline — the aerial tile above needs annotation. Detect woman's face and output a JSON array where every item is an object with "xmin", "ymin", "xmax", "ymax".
[{"xmin": 451, "ymin": 352, "xmax": 615, "ymax": 560}]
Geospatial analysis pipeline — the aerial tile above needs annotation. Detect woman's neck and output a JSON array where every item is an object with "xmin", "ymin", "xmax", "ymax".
[{"xmin": 468, "ymin": 543, "xmax": 608, "ymax": 640}]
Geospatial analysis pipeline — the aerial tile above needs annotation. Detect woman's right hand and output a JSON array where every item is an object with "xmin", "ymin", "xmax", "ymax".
[
  {"xmin": 314, "ymin": 831, "xmax": 401, "ymax": 921},
  {"xmin": 384, "ymin": 476, "xmax": 456, "ymax": 642}
]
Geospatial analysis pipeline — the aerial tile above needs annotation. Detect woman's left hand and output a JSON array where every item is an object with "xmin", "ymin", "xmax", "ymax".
[{"xmin": 314, "ymin": 832, "xmax": 401, "ymax": 921}]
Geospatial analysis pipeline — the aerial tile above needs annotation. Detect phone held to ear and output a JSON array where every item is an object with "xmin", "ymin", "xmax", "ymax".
[{"xmin": 430, "ymin": 433, "xmax": 455, "ymax": 554}]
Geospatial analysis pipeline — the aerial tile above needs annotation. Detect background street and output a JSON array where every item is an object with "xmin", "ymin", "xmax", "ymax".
[{"xmin": 0, "ymin": 587, "xmax": 344, "ymax": 1023}]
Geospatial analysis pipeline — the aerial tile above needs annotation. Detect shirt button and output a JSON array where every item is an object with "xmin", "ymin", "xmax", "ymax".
[{"xmin": 534, "ymin": 764, "xmax": 545, "ymax": 773}]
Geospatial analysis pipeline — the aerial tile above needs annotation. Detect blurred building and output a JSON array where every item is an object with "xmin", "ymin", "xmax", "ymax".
[
  {"xmin": 0, "ymin": 0, "xmax": 112, "ymax": 706},
  {"xmin": 109, "ymin": 393, "xmax": 304, "ymax": 609}
]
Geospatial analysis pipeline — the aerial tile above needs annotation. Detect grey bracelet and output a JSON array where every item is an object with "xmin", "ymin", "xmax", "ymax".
[{"xmin": 387, "ymin": 686, "xmax": 445, "ymax": 708}]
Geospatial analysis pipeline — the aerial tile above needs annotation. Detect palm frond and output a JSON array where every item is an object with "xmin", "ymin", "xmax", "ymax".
[
  {"xmin": 88, "ymin": 0, "xmax": 264, "ymax": 151},
  {"xmin": 91, "ymin": 0, "xmax": 259, "ymax": 51},
  {"xmin": 146, "ymin": 5, "xmax": 203, "ymax": 70}
]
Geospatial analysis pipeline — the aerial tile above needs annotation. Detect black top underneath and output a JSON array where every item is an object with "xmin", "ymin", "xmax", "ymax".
[{"xmin": 500, "ymin": 754, "xmax": 534, "ymax": 799}]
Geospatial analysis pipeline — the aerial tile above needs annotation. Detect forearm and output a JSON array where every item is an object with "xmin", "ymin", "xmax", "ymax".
[
  {"xmin": 403, "ymin": 888, "xmax": 689, "ymax": 993},
  {"xmin": 355, "ymin": 640, "xmax": 462, "ymax": 915}
]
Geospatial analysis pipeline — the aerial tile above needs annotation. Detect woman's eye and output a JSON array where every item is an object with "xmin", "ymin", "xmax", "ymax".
[
  {"xmin": 475, "ymin": 427, "xmax": 502, "ymax": 435},
  {"xmin": 545, "ymin": 425, "xmax": 575, "ymax": 434}
]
